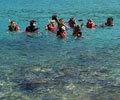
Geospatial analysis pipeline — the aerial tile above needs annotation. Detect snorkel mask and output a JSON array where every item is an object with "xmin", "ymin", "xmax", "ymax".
[
  {"xmin": 10, "ymin": 21, "xmax": 16, "ymax": 27},
  {"xmin": 30, "ymin": 20, "xmax": 36, "ymax": 26}
]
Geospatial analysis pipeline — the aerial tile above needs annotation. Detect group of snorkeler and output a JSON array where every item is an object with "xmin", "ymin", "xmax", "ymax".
[{"xmin": 8, "ymin": 15, "xmax": 114, "ymax": 39}]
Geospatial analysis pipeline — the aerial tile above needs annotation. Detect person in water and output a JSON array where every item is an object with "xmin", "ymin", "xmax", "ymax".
[
  {"xmin": 52, "ymin": 14, "xmax": 59, "ymax": 23},
  {"xmin": 69, "ymin": 18, "xmax": 77, "ymax": 28},
  {"xmin": 86, "ymin": 19, "xmax": 96, "ymax": 29},
  {"xmin": 8, "ymin": 20, "xmax": 19, "ymax": 31},
  {"xmin": 57, "ymin": 26, "xmax": 68, "ymax": 38},
  {"xmin": 26, "ymin": 20, "xmax": 40, "ymax": 33},
  {"xmin": 57, "ymin": 19, "xmax": 70, "ymax": 29},
  {"xmin": 45, "ymin": 20, "xmax": 57, "ymax": 33},
  {"xmin": 52, "ymin": 15, "xmax": 69, "ymax": 29},
  {"xmin": 73, "ymin": 25, "xmax": 82, "ymax": 38},
  {"xmin": 100, "ymin": 17, "xmax": 114, "ymax": 27}
]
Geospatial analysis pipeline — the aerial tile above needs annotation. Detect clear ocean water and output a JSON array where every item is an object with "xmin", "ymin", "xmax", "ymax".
[{"xmin": 0, "ymin": 0, "xmax": 120, "ymax": 100}]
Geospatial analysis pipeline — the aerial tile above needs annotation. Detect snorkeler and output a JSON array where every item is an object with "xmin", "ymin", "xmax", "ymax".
[
  {"xmin": 100, "ymin": 17, "xmax": 114, "ymax": 27},
  {"xmin": 45, "ymin": 20, "xmax": 57, "ymax": 33},
  {"xmin": 26, "ymin": 20, "xmax": 40, "ymax": 33},
  {"xmin": 8, "ymin": 20, "xmax": 19, "ymax": 31},
  {"xmin": 57, "ymin": 19, "xmax": 70, "ymax": 29},
  {"xmin": 52, "ymin": 14, "xmax": 70, "ymax": 29},
  {"xmin": 86, "ymin": 19, "xmax": 96, "ymax": 29},
  {"xmin": 52, "ymin": 14, "xmax": 59, "ymax": 23},
  {"xmin": 57, "ymin": 26, "xmax": 68, "ymax": 38},
  {"xmin": 73, "ymin": 25, "xmax": 82, "ymax": 37},
  {"xmin": 69, "ymin": 18, "xmax": 77, "ymax": 28}
]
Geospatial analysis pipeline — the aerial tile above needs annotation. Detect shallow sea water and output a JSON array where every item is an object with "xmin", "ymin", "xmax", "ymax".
[{"xmin": 0, "ymin": 0, "xmax": 120, "ymax": 100}]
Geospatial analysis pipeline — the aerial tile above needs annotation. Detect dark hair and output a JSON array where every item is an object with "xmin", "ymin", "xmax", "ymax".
[
  {"xmin": 75, "ymin": 25, "xmax": 80, "ymax": 31},
  {"xmin": 10, "ymin": 20, "xmax": 15, "ymax": 24},
  {"xmin": 70, "ymin": 18, "xmax": 74, "ymax": 20},
  {"xmin": 107, "ymin": 17, "xmax": 113, "ymax": 22},
  {"xmin": 30, "ymin": 20, "xmax": 36, "ymax": 24},
  {"xmin": 52, "ymin": 15, "xmax": 58, "ymax": 21},
  {"xmin": 69, "ymin": 18, "xmax": 75, "ymax": 22}
]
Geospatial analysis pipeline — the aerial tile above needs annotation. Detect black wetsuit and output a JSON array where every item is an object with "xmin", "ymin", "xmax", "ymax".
[{"xmin": 26, "ymin": 26, "xmax": 39, "ymax": 32}]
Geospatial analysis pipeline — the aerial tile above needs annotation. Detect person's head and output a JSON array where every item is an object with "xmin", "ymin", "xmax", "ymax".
[
  {"xmin": 59, "ymin": 19, "xmax": 65, "ymax": 24},
  {"xmin": 87, "ymin": 19, "xmax": 95, "ymax": 27},
  {"xmin": 74, "ymin": 25, "xmax": 80, "ymax": 31},
  {"xmin": 76, "ymin": 25, "xmax": 80, "ymax": 29},
  {"xmin": 88, "ymin": 19, "xmax": 94, "ymax": 24},
  {"xmin": 50, "ymin": 20, "xmax": 55, "ymax": 25},
  {"xmin": 30, "ymin": 20, "xmax": 36, "ymax": 26},
  {"xmin": 59, "ymin": 26, "xmax": 66, "ymax": 32},
  {"xmin": 70, "ymin": 18, "xmax": 75, "ymax": 21},
  {"xmin": 69, "ymin": 18, "xmax": 76, "ymax": 24},
  {"xmin": 52, "ymin": 14, "xmax": 59, "ymax": 21},
  {"xmin": 10, "ymin": 21, "xmax": 16, "ymax": 27},
  {"xmin": 107, "ymin": 17, "xmax": 113, "ymax": 24}
]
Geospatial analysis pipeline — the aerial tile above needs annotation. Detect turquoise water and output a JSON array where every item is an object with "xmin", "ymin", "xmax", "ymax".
[{"xmin": 0, "ymin": 0, "xmax": 120, "ymax": 100}]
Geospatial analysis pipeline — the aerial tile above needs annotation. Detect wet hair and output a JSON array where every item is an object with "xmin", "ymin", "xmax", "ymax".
[
  {"xmin": 76, "ymin": 25, "xmax": 80, "ymax": 28},
  {"xmin": 30, "ymin": 20, "xmax": 36, "ymax": 24},
  {"xmin": 10, "ymin": 20, "xmax": 15, "ymax": 24},
  {"xmin": 70, "ymin": 18, "xmax": 74, "ymax": 20},
  {"xmin": 74, "ymin": 25, "xmax": 81, "ymax": 31},
  {"xmin": 107, "ymin": 17, "xmax": 113, "ymax": 23},
  {"xmin": 88, "ymin": 19, "xmax": 93, "ymax": 22},
  {"xmin": 106, "ymin": 17, "xmax": 113, "ymax": 26},
  {"xmin": 52, "ymin": 15, "xmax": 58, "ymax": 21},
  {"xmin": 69, "ymin": 18, "xmax": 75, "ymax": 22},
  {"xmin": 30, "ymin": 20, "xmax": 36, "ymax": 25},
  {"xmin": 59, "ymin": 19, "xmax": 65, "ymax": 24}
]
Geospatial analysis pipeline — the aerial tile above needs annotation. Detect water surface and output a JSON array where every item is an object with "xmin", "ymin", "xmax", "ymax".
[{"xmin": 0, "ymin": 0, "xmax": 120, "ymax": 100}]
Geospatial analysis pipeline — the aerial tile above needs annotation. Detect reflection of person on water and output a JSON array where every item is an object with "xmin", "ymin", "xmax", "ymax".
[
  {"xmin": 45, "ymin": 20, "xmax": 57, "ymax": 33},
  {"xmin": 100, "ymin": 17, "xmax": 114, "ymax": 27},
  {"xmin": 26, "ymin": 20, "xmax": 40, "ymax": 33},
  {"xmin": 8, "ymin": 20, "xmax": 19, "ymax": 31}
]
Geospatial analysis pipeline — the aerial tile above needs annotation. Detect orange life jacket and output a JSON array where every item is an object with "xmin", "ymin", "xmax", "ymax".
[
  {"xmin": 57, "ymin": 31, "xmax": 68, "ymax": 38},
  {"xmin": 9, "ymin": 25, "xmax": 19, "ymax": 31},
  {"xmin": 69, "ymin": 20, "xmax": 76, "ymax": 28},
  {"xmin": 86, "ymin": 22, "xmax": 95, "ymax": 28},
  {"xmin": 73, "ymin": 30, "xmax": 82, "ymax": 37},
  {"xmin": 48, "ymin": 24, "xmax": 57, "ymax": 32}
]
